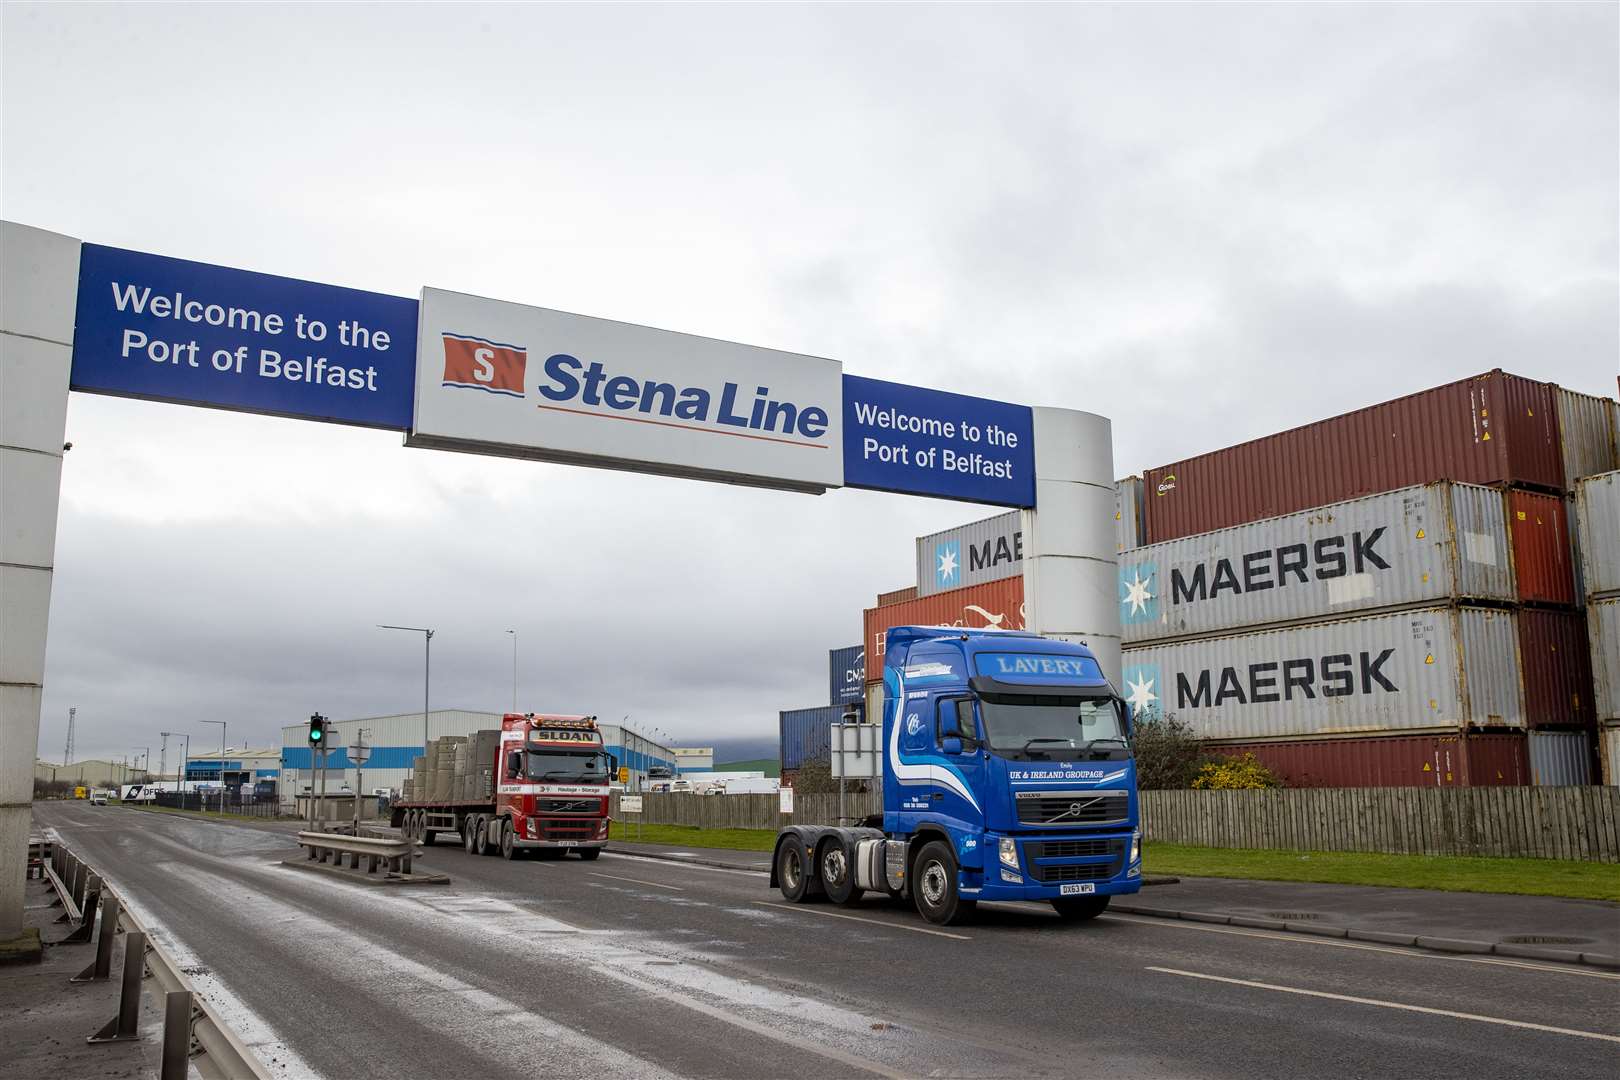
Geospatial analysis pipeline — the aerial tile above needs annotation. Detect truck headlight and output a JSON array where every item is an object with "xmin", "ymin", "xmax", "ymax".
[
  {"xmin": 1129, "ymin": 828, "xmax": 1141, "ymax": 865},
  {"xmin": 998, "ymin": 836, "xmax": 1019, "ymax": 869}
]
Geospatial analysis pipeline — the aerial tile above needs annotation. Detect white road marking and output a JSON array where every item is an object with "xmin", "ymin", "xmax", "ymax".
[
  {"xmin": 753, "ymin": 901, "xmax": 971, "ymax": 940},
  {"xmin": 600, "ymin": 852, "xmax": 765, "ymax": 878},
  {"xmin": 1148, "ymin": 966, "xmax": 1620, "ymax": 1043},
  {"xmin": 1103, "ymin": 913, "xmax": 1620, "ymax": 981},
  {"xmin": 591, "ymin": 872, "xmax": 685, "ymax": 892}
]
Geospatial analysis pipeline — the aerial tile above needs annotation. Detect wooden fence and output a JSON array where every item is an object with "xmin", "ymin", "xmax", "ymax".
[{"xmin": 612, "ymin": 786, "xmax": 1620, "ymax": 862}]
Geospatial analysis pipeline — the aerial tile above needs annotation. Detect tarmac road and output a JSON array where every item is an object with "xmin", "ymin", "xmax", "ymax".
[{"xmin": 31, "ymin": 802, "xmax": 1620, "ymax": 1080}]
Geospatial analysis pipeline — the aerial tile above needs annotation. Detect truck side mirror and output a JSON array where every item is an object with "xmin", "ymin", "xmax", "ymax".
[
  {"xmin": 1114, "ymin": 696, "xmax": 1131, "ymax": 737},
  {"xmin": 942, "ymin": 736, "xmax": 964, "ymax": 755},
  {"xmin": 506, "ymin": 750, "xmax": 522, "ymax": 779}
]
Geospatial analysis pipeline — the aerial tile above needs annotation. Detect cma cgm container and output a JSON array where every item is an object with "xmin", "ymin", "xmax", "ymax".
[
  {"xmin": 780, "ymin": 704, "xmax": 862, "ymax": 772},
  {"xmin": 1506, "ymin": 490, "xmax": 1576, "ymax": 606},
  {"xmin": 1144, "ymin": 370, "xmax": 1562, "ymax": 543},
  {"xmin": 1517, "ymin": 608, "xmax": 1594, "ymax": 727},
  {"xmin": 1554, "ymin": 386, "xmax": 1620, "ymax": 483},
  {"xmin": 863, "ymin": 576, "xmax": 1024, "ymax": 682},
  {"xmin": 1206, "ymin": 733, "xmax": 1528, "ymax": 788},
  {"xmin": 1121, "ymin": 606, "xmax": 1523, "ymax": 741},
  {"xmin": 915, "ymin": 511, "xmax": 1021, "ymax": 597},
  {"xmin": 1591, "ymin": 598, "xmax": 1620, "ymax": 724},
  {"xmin": 1119, "ymin": 482, "xmax": 1512, "ymax": 645},
  {"xmin": 1575, "ymin": 471, "xmax": 1620, "ymax": 599},
  {"xmin": 828, "ymin": 645, "xmax": 864, "ymax": 706}
]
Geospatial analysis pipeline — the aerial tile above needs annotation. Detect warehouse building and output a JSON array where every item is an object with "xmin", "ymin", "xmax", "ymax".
[
  {"xmin": 278, "ymin": 709, "xmax": 677, "ymax": 807},
  {"xmin": 183, "ymin": 748, "xmax": 281, "ymax": 788},
  {"xmin": 35, "ymin": 758, "xmax": 147, "ymax": 789}
]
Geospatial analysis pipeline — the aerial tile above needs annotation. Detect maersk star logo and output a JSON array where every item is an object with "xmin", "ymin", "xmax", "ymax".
[
  {"xmin": 1121, "ymin": 567, "xmax": 1155, "ymax": 618},
  {"xmin": 935, "ymin": 540, "xmax": 961, "ymax": 587},
  {"xmin": 1124, "ymin": 670, "xmax": 1159, "ymax": 716}
]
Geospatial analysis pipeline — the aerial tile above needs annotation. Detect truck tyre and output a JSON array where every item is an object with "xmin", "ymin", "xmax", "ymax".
[
  {"xmin": 406, "ymin": 811, "xmax": 421, "ymax": 841},
  {"xmin": 1051, "ymin": 896, "xmax": 1110, "ymax": 922},
  {"xmin": 576, "ymin": 848, "xmax": 601, "ymax": 861},
  {"xmin": 463, "ymin": 821, "xmax": 478, "ymax": 853},
  {"xmin": 500, "ymin": 819, "xmax": 517, "ymax": 860},
  {"xmin": 474, "ymin": 817, "xmax": 492, "ymax": 856},
  {"xmin": 913, "ymin": 840, "xmax": 974, "ymax": 926},
  {"xmin": 818, "ymin": 837, "xmax": 862, "ymax": 905},
  {"xmin": 776, "ymin": 836, "xmax": 813, "ymax": 902}
]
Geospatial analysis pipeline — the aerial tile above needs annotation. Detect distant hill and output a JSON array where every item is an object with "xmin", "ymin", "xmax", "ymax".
[{"xmin": 715, "ymin": 758, "xmax": 780, "ymax": 777}]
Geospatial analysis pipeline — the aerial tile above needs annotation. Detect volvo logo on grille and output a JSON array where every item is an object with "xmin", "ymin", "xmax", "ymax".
[{"xmin": 1069, "ymin": 802, "xmax": 1083, "ymax": 814}]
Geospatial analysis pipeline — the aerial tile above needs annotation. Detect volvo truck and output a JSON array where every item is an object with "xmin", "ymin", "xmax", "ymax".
[
  {"xmin": 393, "ymin": 714, "xmax": 613, "ymax": 859},
  {"xmin": 772, "ymin": 626, "xmax": 1141, "ymax": 926}
]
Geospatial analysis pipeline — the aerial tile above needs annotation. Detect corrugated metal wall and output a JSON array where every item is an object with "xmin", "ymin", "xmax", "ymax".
[
  {"xmin": 1590, "ymin": 598, "xmax": 1620, "ymax": 724},
  {"xmin": 1517, "ymin": 608, "xmax": 1595, "ymax": 727},
  {"xmin": 1554, "ymin": 387, "xmax": 1620, "ymax": 483},
  {"xmin": 914, "ymin": 511, "xmax": 1021, "ymax": 597},
  {"xmin": 1575, "ymin": 471, "xmax": 1620, "ymax": 599},
  {"xmin": 1116, "ymin": 477, "xmax": 1143, "ymax": 553},
  {"xmin": 1205, "ymin": 733, "xmax": 1529, "ymax": 788},
  {"xmin": 1118, "ymin": 482, "xmax": 1512, "ymax": 645},
  {"xmin": 1121, "ymin": 606, "xmax": 1523, "ymax": 740},
  {"xmin": 863, "ymin": 576, "xmax": 1025, "ymax": 682},
  {"xmin": 1601, "ymin": 726, "xmax": 1620, "ymax": 786},
  {"xmin": 1507, "ymin": 489, "xmax": 1576, "ymax": 606},
  {"xmin": 1142, "ymin": 370, "xmax": 1562, "ymax": 543},
  {"xmin": 780, "ymin": 705, "xmax": 859, "ymax": 770},
  {"xmin": 1527, "ymin": 731, "xmax": 1595, "ymax": 786}
]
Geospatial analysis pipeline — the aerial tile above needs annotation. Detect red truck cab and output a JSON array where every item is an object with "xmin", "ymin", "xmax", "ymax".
[{"xmin": 496, "ymin": 713, "xmax": 613, "ymax": 855}]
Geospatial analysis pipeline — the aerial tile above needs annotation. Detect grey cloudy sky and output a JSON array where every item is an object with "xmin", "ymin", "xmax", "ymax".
[{"xmin": 4, "ymin": 3, "xmax": 1616, "ymax": 763}]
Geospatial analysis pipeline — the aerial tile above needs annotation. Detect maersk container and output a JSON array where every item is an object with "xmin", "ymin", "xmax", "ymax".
[
  {"xmin": 1517, "ymin": 608, "xmax": 1594, "ymax": 727},
  {"xmin": 915, "ymin": 511, "xmax": 1021, "ymax": 598},
  {"xmin": 780, "ymin": 705, "xmax": 860, "ymax": 772},
  {"xmin": 1144, "ymin": 370, "xmax": 1562, "ymax": 543},
  {"xmin": 1121, "ymin": 606, "xmax": 1523, "ymax": 741},
  {"xmin": 829, "ymin": 645, "xmax": 864, "ymax": 706},
  {"xmin": 1527, "ymin": 730, "xmax": 1594, "ymax": 786},
  {"xmin": 1116, "ymin": 477, "xmax": 1143, "ymax": 554},
  {"xmin": 1575, "ymin": 471, "xmax": 1620, "ymax": 600},
  {"xmin": 863, "ymin": 576, "xmax": 1024, "ymax": 682},
  {"xmin": 1554, "ymin": 386, "xmax": 1620, "ymax": 484},
  {"xmin": 1205, "ymin": 732, "xmax": 1528, "ymax": 788},
  {"xmin": 1118, "ymin": 482, "xmax": 1512, "ymax": 645},
  {"xmin": 1590, "ymin": 597, "xmax": 1620, "ymax": 724},
  {"xmin": 1506, "ymin": 489, "xmax": 1576, "ymax": 607}
]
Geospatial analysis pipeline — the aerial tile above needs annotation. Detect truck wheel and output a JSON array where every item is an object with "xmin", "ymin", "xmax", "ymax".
[
  {"xmin": 576, "ymin": 848, "xmax": 601, "ymax": 861},
  {"xmin": 1051, "ymin": 896, "xmax": 1110, "ymax": 922},
  {"xmin": 776, "ymin": 836, "xmax": 812, "ymax": 902},
  {"xmin": 463, "ymin": 821, "xmax": 478, "ymax": 853},
  {"xmin": 913, "ymin": 840, "xmax": 974, "ymax": 926},
  {"xmin": 407, "ymin": 812, "xmax": 421, "ymax": 841},
  {"xmin": 818, "ymin": 837, "xmax": 862, "ymax": 905},
  {"xmin": 500, "ymin": 819, "xmax": 517, "ymax": 860},
  {"xmin": 474, "ymin": 817, "xmax": 491, "ymax": 856}
]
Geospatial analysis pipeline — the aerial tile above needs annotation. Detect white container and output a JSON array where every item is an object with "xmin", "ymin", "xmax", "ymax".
[
  {"xmin": 1528, "ymin": 730, "xmax": 1594, "ymax": 786},
  {"xmin": 1119, "ymin": 482, "xmax": 1512, "ymax": 645},
  {"xmin": 1575, "ymin": 471, "xmax": 1620, "ymax": 601},
  {"xmin": 1590, "ymin": 597, "xmax": 1620, "ymax": 724},
  {"xmin": 1554, "ymin": 387, "xmax": 1620, "ymax": 484},
  {"xmin": 1601, "ymin": 725, "xmax": 1620, "ymax": 786},
  {"xmin": 1121, "ymin": 606, "xmax": 1523, "ymax": 741}
]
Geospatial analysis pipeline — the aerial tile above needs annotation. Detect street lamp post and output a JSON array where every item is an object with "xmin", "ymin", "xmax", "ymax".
[
  {"xmin": 380, "ymin": 625, "xmax": 434, "ymax": 762},
  {"xmin": 200, "ymin": 719, "xmax": 226, "ymax": 813},
  {"xmin": 160, "ymin": 732, "xmax": 191, "ymax": 805},
  {"xmin": 505, "ymin": 629, "xmax": 517, "ymax": 713}
]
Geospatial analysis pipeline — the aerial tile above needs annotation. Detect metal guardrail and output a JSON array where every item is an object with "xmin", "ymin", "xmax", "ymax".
[
  {"xmin": 41, "ymin": 839, "xmax": 273, "ymax": 1080},
  {"xmin": 296, "ymin": 829, "xmax": 414, "ymax": 876}
]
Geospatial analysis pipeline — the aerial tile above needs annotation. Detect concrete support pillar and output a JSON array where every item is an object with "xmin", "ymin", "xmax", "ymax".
[
  {"xmin": 1022, "ymin": 408, "xmax": 1122, "ymax": 689},
  {"xmin": 1, "ymin": 222, "xmax": 79, "ymax": 938}
]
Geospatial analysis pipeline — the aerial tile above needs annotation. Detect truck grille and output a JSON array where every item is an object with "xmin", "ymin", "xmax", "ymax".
[
  {"xmin": 532, "ymin": 818, "xmax": 598, "ymax": 841},
  {"xmin": 1025, "ymin": 838, "xmax": 1125, "ymax": 883},
  {"xmin": 538, "ymin": 799, "xmax": 600, "ymax": 815},
  {"xmin": 1015, "ymin": 791, "xmax": 1128, "ymax": 826},
  {"xmin": 1024, "ymin": 839, "xmax": 1114, "ymax": 859}
]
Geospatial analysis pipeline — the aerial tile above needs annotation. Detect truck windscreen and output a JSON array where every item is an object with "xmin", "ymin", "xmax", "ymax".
[
  {"xmin": 526, "ymin": 749, "xmax": 608, "ymax": 784},
  {"xmin": 977, "ymin": 695, "xmax": 1126, "ymax": 758}
]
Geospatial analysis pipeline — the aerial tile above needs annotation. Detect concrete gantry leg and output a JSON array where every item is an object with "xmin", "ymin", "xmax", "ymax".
[
  {"xmin": 1023, "ymin": 408, "xmax": 1122, "ymax": 689},
  {"xmin": 0, "ymin": 222, "xmax": 80, "ymax": 941}
]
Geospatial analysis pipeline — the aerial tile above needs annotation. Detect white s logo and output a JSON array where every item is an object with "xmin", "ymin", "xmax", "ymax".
[{"xmin": 473, "ymin": 347, "xmax": 495, "ymax": 382}]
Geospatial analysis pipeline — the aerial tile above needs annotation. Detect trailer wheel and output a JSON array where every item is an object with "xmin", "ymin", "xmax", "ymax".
[
  {"xmin": 500, "ymin": 819, "xmax": 517, "ymax": 860},
  {"xmin": 1050, "ymin": 896, "xmax": 1110, "ymax": 922},
  {"xmin": 776, "ymin": 836, "xmax": 812, "ymax": 902},
  {"xmin": 913, "ymin": 840, "xmax": 974, "ymax": 926},
  {"xmin": 576, "ymin": 848, "xmax": 601, "ymax": 861},
  {"xmin": 818, "ymin": 837, "xmax": 862, "ymax": 905},
  {"xmin": 406, "ymin": 811, "xmax": 420, "ymax": 841}
]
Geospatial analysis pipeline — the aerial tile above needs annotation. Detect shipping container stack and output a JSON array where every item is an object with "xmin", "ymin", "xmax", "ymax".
[
  {"xmin": 778, "ymin": 646, "xmax": 868, "ymax": 788},
  {"xmin": 1123, "ymin": 371, "xmax": 1619, "ymax": 788}
]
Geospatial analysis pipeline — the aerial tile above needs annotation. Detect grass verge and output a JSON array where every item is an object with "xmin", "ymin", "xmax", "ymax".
[
  {"xmin": 1144, "ymin": 842, "xmax": 1620, "ymax": 902},
  {"xmin": 609, "ymin": 821, "xmax": 776, "ymax": 852}
]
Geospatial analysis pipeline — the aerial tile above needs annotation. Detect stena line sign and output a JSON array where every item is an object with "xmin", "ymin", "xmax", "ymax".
[{"xmin": 409, "ymin": 288, "xmax": 844, "ymax": 493}]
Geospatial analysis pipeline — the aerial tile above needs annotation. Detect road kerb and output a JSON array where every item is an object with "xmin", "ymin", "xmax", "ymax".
[
  {"xmin": 1581, "ymin": 952, "xmax": 1620, "ymax": 970},
  {"xmin": 1415, "ymin": 935, "xmax": 1493, "ymax": 955}
]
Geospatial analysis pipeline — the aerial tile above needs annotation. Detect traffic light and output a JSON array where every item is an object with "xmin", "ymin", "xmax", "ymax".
[{"xmin": 308, "ymin": 713, "xmax": 327, "ymax": 746}]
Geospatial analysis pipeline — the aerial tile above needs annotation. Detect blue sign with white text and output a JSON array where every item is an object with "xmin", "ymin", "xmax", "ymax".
[
  {"xmin": 71, "ymin": 244, "xmax": 418, "ymax": 430},
  {"xmin": 842, "ymin": 375, "xmax": 1035, "ymax": 507}
]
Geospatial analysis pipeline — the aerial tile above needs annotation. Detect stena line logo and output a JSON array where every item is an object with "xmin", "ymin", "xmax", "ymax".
[
  {"xmin": 442, "ymin": 333, "xmax": 527, "ymax": 398},
  {"xmin": 534, "ymin": 354, "xmax": 832, "ymax": 447}
]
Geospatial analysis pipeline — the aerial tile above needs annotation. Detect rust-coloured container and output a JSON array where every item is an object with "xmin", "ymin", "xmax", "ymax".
[
  {"xmin": 862, "ymin": 576, "xmax": 1024, "ymax": 682},
  {"xmin": 1507, "ymin": 489, "xmax": 1577, "ymax": 606},
  {"xmin": 1206, "ymin": 732, "xmax": 1529, "ymax": 788},
  {"xmin": 1144, "ymin": 370, "xmax": 1563, "ymax": 543},
  {"xmin": 1517, "ymin": 608, "xmax": 1595, "ymax": 727},
  {"xmin": 876, "ymin": 585, "xmax": 918, "ymax": 606}
]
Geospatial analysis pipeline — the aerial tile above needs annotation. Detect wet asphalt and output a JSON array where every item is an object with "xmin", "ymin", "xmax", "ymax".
[{"xmin": 30, "ymin": 802, "xmax": 1620, "ymax": 1080}]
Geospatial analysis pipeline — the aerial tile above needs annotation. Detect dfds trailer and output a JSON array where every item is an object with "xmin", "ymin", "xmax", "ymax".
[{"xmin": 773, "ymin": 627, "xmax": 1142, "ymax": 925}]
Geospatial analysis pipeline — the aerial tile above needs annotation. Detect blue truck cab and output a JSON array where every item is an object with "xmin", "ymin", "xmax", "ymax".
[{"xmin": 772, "ymin": 626, "xmax": 1142, "ymax": 926}]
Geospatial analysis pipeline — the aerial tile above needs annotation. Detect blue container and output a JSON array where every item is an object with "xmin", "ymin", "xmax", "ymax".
[
  {"xmin": 780, "ymin": 704, "xmax": 862, "ymax": 771},
  {"xmin": 828, "ymin": 645, "xmax": 865, "ymax": 705}
]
